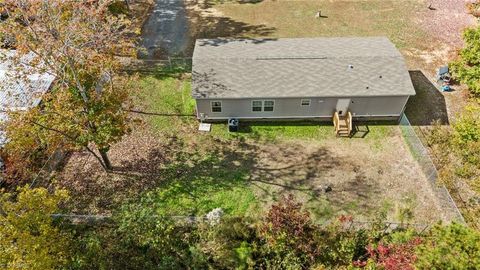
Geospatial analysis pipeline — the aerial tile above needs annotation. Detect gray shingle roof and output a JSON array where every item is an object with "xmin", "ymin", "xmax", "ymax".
[
  {"xmin": 0, "ymin": 50, "xmax": 55, "ymax": 146},
  {"xmin": 192, "ymin": 37, "xmax": 416, "ymax": 99}
]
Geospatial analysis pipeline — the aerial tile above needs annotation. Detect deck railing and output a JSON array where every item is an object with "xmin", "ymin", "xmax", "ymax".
[
  {"xmin": 347, "ymin": 111, "xmax": 353, "ymax": 134},
  {"xmin": 333, "ymin": 111, "xmax": 340, "ymax": 134}
]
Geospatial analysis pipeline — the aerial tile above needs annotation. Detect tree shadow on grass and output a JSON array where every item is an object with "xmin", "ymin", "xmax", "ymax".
[
  {"xmin": 405, "ymin": 70, "xmax": 449, "ymax": 126},
  {"xmin": 61, "ymin": 131, "xmax": 348, "ymax": 217},
  {"xmin": 184, "ymin": 1, "xmax": 276, "ymax": 56}
]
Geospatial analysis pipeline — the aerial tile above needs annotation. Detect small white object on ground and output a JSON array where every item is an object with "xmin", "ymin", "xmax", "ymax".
[
  {"xmin": 205, "ymin": 208, "xmax": 224, "ymax": 224},
  {"xmin": 198, "ymin": 123, "xmax": 211, "ymax": 132}
]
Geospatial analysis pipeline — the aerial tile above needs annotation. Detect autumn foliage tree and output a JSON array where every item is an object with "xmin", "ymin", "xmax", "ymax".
[
  {"xmin": 259, "ymin": 194, "xmax": 320, "ymax": 268},
  {"xmin": 0, "ymin": 0, "xmax": 138, "ymax": 171},
  {"xmin": 0, "ymin": 186, "xmax": 72, "ymax": 270}
]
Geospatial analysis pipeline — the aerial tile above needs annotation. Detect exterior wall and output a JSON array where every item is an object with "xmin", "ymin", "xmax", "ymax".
[{"xmin": 195, "ymin": 96, "xmax": 410, "ymax": 121}]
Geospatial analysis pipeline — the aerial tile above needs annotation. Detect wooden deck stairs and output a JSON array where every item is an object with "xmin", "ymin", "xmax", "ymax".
[{"xmin": 333, "ymin": 111, "xmax": 353, "ymax": 137}]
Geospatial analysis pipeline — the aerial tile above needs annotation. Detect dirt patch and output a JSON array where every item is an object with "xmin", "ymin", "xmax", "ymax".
[
  {"xmin": 58, "ymin": 120, "xmax": 448, "ymax": 224},
  {"xmin": 57, "ymin": 123, "xmax": 180, "ymax": 214},
  {"xmin": 244, "ymin": 129, "xmax": 446, "ymax": 223},
  {"xmin": 416, "ymin": 0, "xmax": 476, "ymax": 48}
]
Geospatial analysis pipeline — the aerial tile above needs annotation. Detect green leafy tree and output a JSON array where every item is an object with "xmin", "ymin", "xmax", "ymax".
[
  {"xmin": 0, "ymin": 0, "xmax": 137, "ymax": 171},
  {"xmin": 0, "ymin": 186, "xmax": 71, "ymax": 270},
  {"xmin": 415, "ymin": 223, "xmax": 480, "ymax": 269},
  {"xmin": 451, "ymin": 26, "xmax": 480, "ymax": 95},
  {"xmin": 453, "ymin": 104, "xmax": 480, "ymax": 166}
]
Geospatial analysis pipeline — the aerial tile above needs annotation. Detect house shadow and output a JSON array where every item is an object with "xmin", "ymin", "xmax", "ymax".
[{"xmin": 404, "ymin": 70, "xmax": 449, "ymax": 126}]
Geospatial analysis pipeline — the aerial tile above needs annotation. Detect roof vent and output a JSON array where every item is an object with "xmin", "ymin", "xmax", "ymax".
[
  {"xmin": 379, "ymin": 75, "xmax": 382, "ymax": 78},
  {"xmin": 366, "ymin": 86, "xmax": 369, "ymax": 90},
  {"xmin": 348, "ymin": 64, "xmax": 354, "ymax": 69}
]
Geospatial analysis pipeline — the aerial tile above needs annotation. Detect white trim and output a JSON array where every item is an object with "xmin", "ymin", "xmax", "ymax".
[
  {"xmin": 195, "ymin": 100, "xmax": 200, "ymax": 119},
  {"xmin": 201, "ymin": 114, "xmax": 401, "ymax": 120},
  {"xmin": 251, "ymin": 100, "xmax": 263, "ymax": 112},
  {"xmin": 398, "ymin": 96, "xmax": 410, "ymax": 120},
  {"xmin": 301, "ymin": 99, "xmax": 311, "ymax": 106},
  {"xmin": 251, "ymin": 100, "xmax": 275, "ymax": 112},
  {"xmin": 210, "ymin": 100, "xmax": 222, "ymax": 113},
  {"xmin": 263, "ymin": 100, "xmax": 275, "ymax": 112}
]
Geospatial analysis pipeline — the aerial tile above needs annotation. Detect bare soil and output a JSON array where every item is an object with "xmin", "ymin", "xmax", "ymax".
[{"xmin": 58, "ymin": 121, "xmax": 448, "ymax": 224}]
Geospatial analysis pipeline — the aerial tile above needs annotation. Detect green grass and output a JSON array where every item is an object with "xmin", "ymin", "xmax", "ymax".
[
  {"xmin": 122, "ymin": 151, "xmax": 259, "ymax": 217},
  {"xmin": 134, "ymin": 74, "xmax": 398, "ymax": 219},
  {"xmin": 211, "ymin": 121, "xmax": 334, "ymax": 142},
  {"xmin": 137, "ymin": 75, "xmax": 196, "ymax": 134}
]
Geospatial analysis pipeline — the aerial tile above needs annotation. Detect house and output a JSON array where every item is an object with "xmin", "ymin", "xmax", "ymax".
[
  {"xmin": 191, "ymin": 37, "xmax": 416, "ymax": 134},
  {"xmin": 0, "ymin": 49, "xmax": 55, "ymax": 146}
]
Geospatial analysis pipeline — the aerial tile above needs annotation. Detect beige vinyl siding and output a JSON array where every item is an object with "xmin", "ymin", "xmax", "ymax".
[{"xmin": 195, "ymin": 96, "xmax": 409, "ymax": 120}]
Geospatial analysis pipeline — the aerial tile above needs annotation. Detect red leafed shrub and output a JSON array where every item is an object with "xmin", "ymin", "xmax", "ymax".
[
  {"xmin": 259, "ymin": 194, "xmax": 319, "ymax": 261},
  {"xmin": 357, "ymin": 238, "xmax": 422, "ymax": 270}
]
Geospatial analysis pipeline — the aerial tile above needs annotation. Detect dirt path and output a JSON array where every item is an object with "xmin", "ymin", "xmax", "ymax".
[{"xmin": 139, "ymin": 0, "xmax": 191, "ymax": 59}]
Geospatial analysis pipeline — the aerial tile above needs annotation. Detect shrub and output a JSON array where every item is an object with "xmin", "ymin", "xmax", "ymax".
[
  {"xmin": 451, "ymin": 26, "xmax": 480, "ymax": 96},
  {"xmin": 259, "ymin": 194, "xmax": 320, "ymax": 267},
  {"xmin": 453, "ymin": 104, "xmax": 480, "ymax": 167},
  {"xmin": 359, "ymin": 237, "xmax": 422, "ymax": 270},
  {"xmin": 0, "ymin": 186, "xmax": 72, "ymax": 270},
  {"xmin": 415, "ymin": 223, "xmax": 480, "ymax": 269},
  {"xmin": 195, "ymin": 217, "xmax": 258, "ymax": 269}
]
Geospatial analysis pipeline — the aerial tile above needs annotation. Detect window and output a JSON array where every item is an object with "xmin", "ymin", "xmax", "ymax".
[
  {"xmin": 252, "ymin": 100, "xmax": 262, "ymax": 112},
  {"xmin": 301, "ymin": 99, "xmax": 311, "ymax": 106},
  {"xmin": 263, "ymin": 100, "xmax": 274, "ymax": 112},
  {"xmin": 252, "ymin": 100, "xmax": 275, "ymax": 112},
  {"xmin": 211, "ymin": 101, "xmax": 222, "ymax": 112}
]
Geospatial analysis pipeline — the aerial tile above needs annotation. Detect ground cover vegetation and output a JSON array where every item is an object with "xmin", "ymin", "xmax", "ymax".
[
  {"xmin": 1, "ymin": 188, "xmax": 479, "ymax": 269},
  {"xmin": 424, "ymin": 24, "xmax": 480, "ymax": 229}
]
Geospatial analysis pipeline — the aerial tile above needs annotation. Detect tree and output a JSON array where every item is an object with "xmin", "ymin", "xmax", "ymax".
[
  {"xmin": 451, "ymin": 26, "xmax": 480, "ymax": 96},
  {"xmin": 0, "ymin": 186, "xmax": 72, "ymax": 270},
  {"xmin": 0, "ymin": 0, "xmax": 137, "ymax": 171},
  {"xmin": 415, "ymin": 223, "xmax": 480, "ymax": 269},
  {"xmin": 259, "ymin": 194, "xmax": 320, "ymax": 268},
  {"xmin": 452, "ymin": 103, "xmax": 480, "ymax": 168}
]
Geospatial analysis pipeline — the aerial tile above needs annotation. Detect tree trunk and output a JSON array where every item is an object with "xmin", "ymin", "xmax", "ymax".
[{"xmin": 99, "ymin": 148, "xmax": 113, "ymax": 171}]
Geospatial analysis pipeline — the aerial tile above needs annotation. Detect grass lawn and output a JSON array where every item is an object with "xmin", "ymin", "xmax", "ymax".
[
  {"xmin": 72, "ymin": 73, "xmax": 446, "ymax": 224},
  {"xmin": 188, "ymin": 0, "xmax": 438, "ymax": 67},
  {"xmin": 59, "ymin": 0, "xmax": 474, "ymax": 223},
  {"xmin": 214, "ymin": 0, "xmax": 428, "ymax": 50}
]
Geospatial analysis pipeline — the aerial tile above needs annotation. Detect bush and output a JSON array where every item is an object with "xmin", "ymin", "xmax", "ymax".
[
  {"xmin": 415, "ymin": 223, "xmax": 480, "ymax": 269},
  {"xmin": 453, "ymin": 104, "xmax": 480, "ymax": 167},
  {"xmin": 1, "ymin": 109, "xmax": 58, "ymax": 185},
  {"xmin": 359, "ymin": 236, "xmax": 422, "ymax": 270},
  {"xmin": 194, "ymin": 217, "xmax": 258, "ymax": 269},
  {"xmin": 258, "ymin": 194, "xmax": 320, "ymax": 267},
  {"xmin": 0, "ymin": 186, "xmax": 72, "ymax": 269},
  {"xmin": 451, "ymin": 26, "xmax": 480, "ymax": 96}
]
